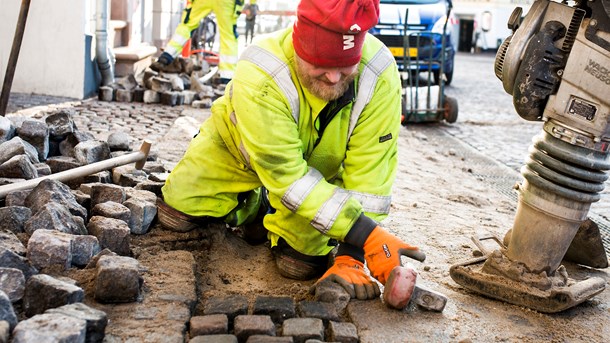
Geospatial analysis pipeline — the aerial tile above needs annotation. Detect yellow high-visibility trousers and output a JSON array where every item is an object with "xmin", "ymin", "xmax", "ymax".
[{"xmin": 164, "ymin": 0, "xmax": 241, "ymax": 80}]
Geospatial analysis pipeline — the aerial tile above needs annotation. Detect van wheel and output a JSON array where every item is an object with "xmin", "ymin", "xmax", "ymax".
[
  {"xmin": 444, "ymin": 70, "xmax": 453, "ymax": 86},
  {"xmin": 443, "ymin": 96, "xmax": 458, "ymax": 123}
]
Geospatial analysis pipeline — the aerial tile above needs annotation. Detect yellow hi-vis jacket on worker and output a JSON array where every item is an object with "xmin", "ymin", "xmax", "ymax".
[
  {"xmin": 162, "ymin": 27, "xmax": 402, "ymax": 257},
  {"xmin": 165, "ymin": 0, "xmax": 243, "ymax": 80}
]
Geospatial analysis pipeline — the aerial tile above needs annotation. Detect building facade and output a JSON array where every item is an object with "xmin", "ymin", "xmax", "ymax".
[
  {"xmin": 0, "ymin": 0, "xmax": 535, "ymax": 99},
  {"xmin": 452, "ymin": 0, "xmax": 534, "ymax": 52},
  {"xmin": 0, "ymin": 0, "xmax": 183, "ymax": 99}
]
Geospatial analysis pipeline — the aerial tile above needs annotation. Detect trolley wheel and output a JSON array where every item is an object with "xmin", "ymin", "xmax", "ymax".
[{"xmin": 443, "ymin": 95, "xmax": 458, "ymax": 123}]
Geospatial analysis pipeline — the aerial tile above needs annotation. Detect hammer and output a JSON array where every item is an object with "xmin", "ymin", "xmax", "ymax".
[
  {"xmin": 0, "ymin": 140, "xmax": 151, "ymax": 199},
  {"xmin": 383, "ymin": 265, "xmax": 447, "ymax": 312}
]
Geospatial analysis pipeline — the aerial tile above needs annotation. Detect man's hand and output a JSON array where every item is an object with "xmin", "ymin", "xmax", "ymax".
[
  {"xmin": 311, "ymin": 255, "xmax": 381, "ymax": 300},
  {"xmin": 363, "ymin": 226, "xmax": 425, "ymax": 285}
]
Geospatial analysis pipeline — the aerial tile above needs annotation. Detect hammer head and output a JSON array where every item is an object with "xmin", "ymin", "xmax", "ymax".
[
  {"xmin": 383, "ymin": 266, "xmax": 418, "ymax": 310},
  {"xmin": 135, "ymin": 140, "xmax": 152, "ymax": 170},
  {"xmin": 382, "ymin": 266, "xmax": 448, "ymax": 312},
  {"xmin": 411, "ymin": 284, "xmax": 447, "ymax": 312}
]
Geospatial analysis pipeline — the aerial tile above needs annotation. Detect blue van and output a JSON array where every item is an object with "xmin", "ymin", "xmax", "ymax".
[{"xmin": 369, "ymin": 0, "xmax": 456, "ymax": 85}]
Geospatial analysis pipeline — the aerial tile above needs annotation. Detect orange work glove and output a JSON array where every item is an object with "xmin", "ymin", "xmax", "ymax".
[
  {"xmin": 363, "ymin": 226, "xmax": 425, "ymax": 285},
  {"xmin": 313, "ymin": 255, "xmax": 381, "ymax": 300}
]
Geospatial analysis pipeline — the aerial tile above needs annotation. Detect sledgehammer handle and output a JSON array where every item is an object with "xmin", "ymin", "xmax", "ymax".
[{"xmin": 0, "ymin": 140, "xmax": 152, "ymax": 199}]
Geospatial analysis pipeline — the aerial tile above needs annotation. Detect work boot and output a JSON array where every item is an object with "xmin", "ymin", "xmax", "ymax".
[
  {"xmin": 156, "ymin": 197, "xmax": 215, "ymax": 232},
  {"xmin": 272, "ymin": 238, "xmax": 329, "ymax": 281},
  {"xmin": 150, "ymin": 52, "xmax": 174, "ymax": 72},
  {"xmin": 237, "ymin": 222, "xmax": 269, "ymax": 245}
]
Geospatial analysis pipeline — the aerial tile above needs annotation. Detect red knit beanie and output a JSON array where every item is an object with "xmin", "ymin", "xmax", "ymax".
[{"xmin": 293, "ymin": 0, "xmax": 380, "ymax": 68}]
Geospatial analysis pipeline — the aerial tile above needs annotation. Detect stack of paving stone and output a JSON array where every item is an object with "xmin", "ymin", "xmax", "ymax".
[
  {"xmin": 187, "ymin": 293, "xmax": 359, "ymax": 343},
  {"xmin": 0, "ymin": 109, "xmax": 167, "ymax": 342},
  {"xmin": 98, "ymin": 56, "xmax": 221, "ymax": 109}
]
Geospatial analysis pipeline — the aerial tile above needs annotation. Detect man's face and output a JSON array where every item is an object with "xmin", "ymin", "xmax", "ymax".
[{"xmin": 295, "ymin": 55, "xmax": 359, "ymax": 101}]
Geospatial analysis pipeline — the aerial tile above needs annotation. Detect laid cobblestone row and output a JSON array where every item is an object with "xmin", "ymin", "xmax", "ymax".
[
  {"xmin": 194, "ymin": 296, "xmax": 359, "ymax": 343},
  {"xmin": 13, "ymin": 100, "xmax": 185, "ymax": 156}
]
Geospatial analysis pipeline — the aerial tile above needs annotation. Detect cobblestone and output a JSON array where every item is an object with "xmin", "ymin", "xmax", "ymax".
[
  {"xmin": 252, "ymin": 296, "xmax": 295, "ymax": 324},
  {"xmin": 281, "ymin": 318, "xmax": 324, "ymax": 343},
  {"xmin": 233, "ymin": 315, "xmax": 276, "ymax": 341},
  {"xmin": 327, "ymin": 321, "xmax": 358, "ymax": 343},
  {"xmin": 296, "ymin": 301, "xmax": 339, "ymax": 324},
  {"xmin": 190, "ymin": 314, "xmax": 229, "ymax": 337},
  {"xmin": 203, "ymin": 295, "xmax": 249, "ymax": 326}
]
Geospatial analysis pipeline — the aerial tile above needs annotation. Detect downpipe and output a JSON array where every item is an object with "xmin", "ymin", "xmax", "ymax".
[{"xmin": 96, "ymin": 0, "xmax": 114, "ymax": 86}]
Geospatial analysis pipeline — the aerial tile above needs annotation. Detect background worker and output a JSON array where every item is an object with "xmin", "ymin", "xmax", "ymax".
[
  {"xmin": 158, "ymin": 0, "xmax": 425, "ymax": 300},
  {"xmin": 242, "ymin": 1, "xmax": 258, "ymax": 45},
  {"xmin": 151, "ymin": 0, "xmax": 244, "ymax": 84}
]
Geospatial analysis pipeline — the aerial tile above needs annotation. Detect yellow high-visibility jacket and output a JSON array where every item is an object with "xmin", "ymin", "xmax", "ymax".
[{"xmin": 162, "ymin": 27, "xmax": 401, "ymax": 256}]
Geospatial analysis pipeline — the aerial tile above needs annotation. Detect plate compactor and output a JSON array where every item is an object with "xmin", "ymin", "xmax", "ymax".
[{"xmin": 450, "ymin": 0, "xmax": 610, "ymax": 313}]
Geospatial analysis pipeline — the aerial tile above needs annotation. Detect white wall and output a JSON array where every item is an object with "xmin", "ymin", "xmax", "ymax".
[
  {"xmin": 152, "ymin": 0, "xmax": 183, "ymax": 50},
  {"xmin": 0, "ymin": 0, "xmax": 96, "ymax": 99},
  {"xmin": 453, "ymin": 0, "xmax": 534, "ymax": 50}
]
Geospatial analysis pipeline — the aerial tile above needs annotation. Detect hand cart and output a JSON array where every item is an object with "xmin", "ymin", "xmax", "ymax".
[{"xmin": 401, "ymin": 6, "xmax": 458, "ymax": 124}]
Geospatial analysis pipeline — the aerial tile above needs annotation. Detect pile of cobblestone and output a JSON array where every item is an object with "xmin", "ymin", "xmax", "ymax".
[
  {"xmin": 98, "ymin": 56, "xmax": 221, "ymax": 109},
  {"xmin": 0, "ymin": 108, "xmax": 165, "ymax": 342}
]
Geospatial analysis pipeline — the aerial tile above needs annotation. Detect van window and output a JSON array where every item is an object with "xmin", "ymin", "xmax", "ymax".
[{"xmin": 372, "ymin": 0, "xmax": 456, "ymax": 85}]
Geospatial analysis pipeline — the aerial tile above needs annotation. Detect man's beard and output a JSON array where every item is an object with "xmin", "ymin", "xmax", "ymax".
[{"xmin": 296, "ymin": 59, "xmax": 358, "ymax": 101}]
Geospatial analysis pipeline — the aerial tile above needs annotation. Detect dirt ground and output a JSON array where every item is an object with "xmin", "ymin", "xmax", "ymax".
[
  {"xmin": 144, "ymin": 54, "xmax": 610, "ymax": 342},
  {"xmin": 151, "ymin": 53, "xmax": 609, "ymax": 342},
  {"xmin": 354, "ymin": 125, "xmax": 610, "ymax": 343},
  {"xmin": 134, "ymin": 118, "xmax": 609, "ymax": 342}
]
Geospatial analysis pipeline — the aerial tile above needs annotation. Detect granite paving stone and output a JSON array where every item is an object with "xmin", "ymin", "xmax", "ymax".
[
  {"xmin": 190, "ymin": 314, "xmax": 229, "ymax": 337},
  {"xmin": 327, "ymin": 321, "xmax": 358, "ymax": 343},
  {"xmin": 253, "ymin": 296, "xmax": 296, "ymax": 324},
  {"xmin": 233, "ymin": 315, "xmax": 276, "ymax": 342},
  {"xmin": 203, "ymin": 295, "xmax": 249, "ymax": 326},
  {"xmin": 281, "ymin": 318, "xmax": 324, "ymax": 343}
]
